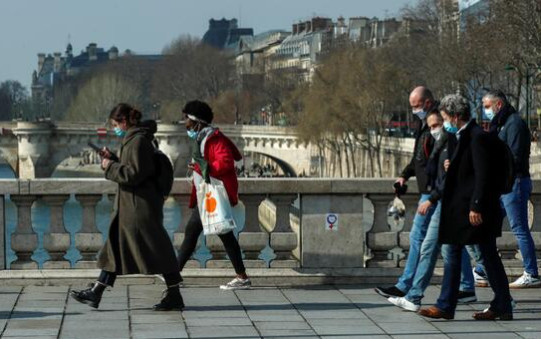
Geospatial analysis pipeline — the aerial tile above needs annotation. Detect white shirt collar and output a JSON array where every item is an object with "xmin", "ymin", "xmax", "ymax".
[{"xmin": 456, "ymin": 120, "xmax": 472, "ymax": 140}]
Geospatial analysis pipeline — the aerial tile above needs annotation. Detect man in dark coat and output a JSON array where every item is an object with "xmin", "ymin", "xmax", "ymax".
[
  {"xmin": 419, "ymin": 94, "xmax": 513, "ymax": 321},
  {"xmin": 468, "ymin": 90, "xmax": 539, "ymax": 289}
]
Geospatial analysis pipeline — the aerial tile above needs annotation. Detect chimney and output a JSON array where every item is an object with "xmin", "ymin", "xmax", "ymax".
[
  {"xmin": 305, "ymin": 20, "xmax": 312, "ymax": 32},
  {"xmin": 53, "ymin": 52, "xmax": 62, "ymax": 72},
  {"xmin": 292, "ymin": 24, "xmax": 298, "ymax": 35},
  {"xmin": 87, "ymin": 43, "xmax": 98, "ymax": 61},
  {"xmin": 298, "ymin": 22, "xmax": 306, "ymax": 33},
  {"xmin": 109, "ymin": 46, "xmax": 119, "ymax": 60},
  {"xmin": 37, "ymin": 53, "xmax": 46, "ymax": 72}
]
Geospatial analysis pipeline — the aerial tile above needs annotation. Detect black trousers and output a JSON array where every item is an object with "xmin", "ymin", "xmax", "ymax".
[
  {"xmin": 436, "ymin": 236, "xmax": 512, "ymax": 315},
  {"xmin": 98, "ymin": 270, "xmax": 182, "ymax": 287},
  {"xmin": 177, "ymin": 209, "xmax": 246, "ymax": 275}
]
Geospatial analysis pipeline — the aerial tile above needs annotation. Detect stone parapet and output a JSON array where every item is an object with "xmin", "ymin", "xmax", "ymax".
[{"xmin": 0, "ymin": 178, "xmax": 539, "ymax": 276}]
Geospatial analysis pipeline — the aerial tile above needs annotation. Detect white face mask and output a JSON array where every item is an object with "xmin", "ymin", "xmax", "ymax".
[{"xmin": 430, "ymin": 127, "xmax": 443, "ymax": 141}]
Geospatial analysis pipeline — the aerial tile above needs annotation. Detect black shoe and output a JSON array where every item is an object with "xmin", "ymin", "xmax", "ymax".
[
  {"xmin": 457, "ymin": 291, "xmax": 477, "ymax": 303},
  {"xmin": 70, "ymin": 282, "xmax": 105, "ymax": 309},
  {"xmin": 153, "ymin": 287, "xmax": 184, "ymax": 311},
  {"xmin": 375, "ymin": 286, "xmax": 405, "ymax": 298}
]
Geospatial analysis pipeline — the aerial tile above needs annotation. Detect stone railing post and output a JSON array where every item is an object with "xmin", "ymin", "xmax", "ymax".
[
  {"xmin": 238, "ymin": 194, "xmax": 267, "ymax": 264},
  {"xmin": 74, "ymin": 195, "xmax": 103, "ymax": 268},
  {"xmin": 530, "ymin": 194, "xmax": 541, "ymax": 258},
  {"xmin": 300, "ymin": 193, "xmax": 365, "ymax": 268},
  {"xmin": 0, "ymin": 195, "xmax": 5, "ymax": 270},
  {"xmin": 42, "ymin": 195, "xmax": 71, "ymax": 268},
  {"xmin": 397, "ymin": 194, "xmax": 419, "ymax": 267},
  {"xmin": 268, "ymin": 194, "xmax": 298, "ymax": 268},
  {"xmin": 206, "ymin": 194, "xmax": 267, "ymax": 269},
  {"xmin": 366, "ymin": 194, "xmax": 397, "ymax": 267},
  {"xmin": 10, "ymin": 195, "xmax": 38, "ymax": 269}
]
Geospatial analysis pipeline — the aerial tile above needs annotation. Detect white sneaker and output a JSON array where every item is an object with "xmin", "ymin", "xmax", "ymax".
[
  {"xmin": 473, "ymin": 268, "xmax": 490, "ymax": 287},
  {"xmin": 220, "ymin": 277, "xmax": 252, "ymax": 290},
  {"xmin": 388, "ymin": 296, "xmax": 420, "ymax": 312},
  {"xmin": 509, "ymin": 272, "xmax": 541, "ymax": 289}
]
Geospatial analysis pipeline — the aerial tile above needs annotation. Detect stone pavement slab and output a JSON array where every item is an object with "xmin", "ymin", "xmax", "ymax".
[{"xmin": 0, "ymin": 284, "xmax": 540, "ymax": 338}]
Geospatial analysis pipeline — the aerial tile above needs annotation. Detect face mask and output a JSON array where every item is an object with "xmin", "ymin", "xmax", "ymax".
[
  {"xmin": 187, "ymin": 129, "xmax": 198, "ymax": 140},
  {"xmin": 443, "ymin": 121, "xmax": 459, "ymax": 134},
  {"xmin": 413, "ymin": 108, "xmax": 427, "ymax": 120},
  {"xmin": 114, "ymin": 127, "xmax": 126, "ymax": 137},
  {"xmin": 430, "ymin": 127, "xmax": 443, "ymax": 141},
  {"xmin": 484, "ymin": 107, "xmax": 495, "ymax": 121}
]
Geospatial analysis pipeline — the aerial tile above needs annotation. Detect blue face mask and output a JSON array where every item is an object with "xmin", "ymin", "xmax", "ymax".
[
  {"xmin": 187, "ymin": 129, "xmax": 198, "ymax": 140},
  {"xmin": 413, "ymin": 110, "xmax": 427, "ymax": 120},
  {"xmin": 114, "ymin": 127, "xmax": 126, "ymax": 137},
  {"xmin": 443, "ymin": 121, "xmax": 459, "ymax": 134},
  {"xmin": 484, "ymin": 107, "xmax": 495, "ymax": 121}
]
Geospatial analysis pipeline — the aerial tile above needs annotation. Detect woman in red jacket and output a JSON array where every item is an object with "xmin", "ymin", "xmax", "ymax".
[{"xmin": 178, "ymin": 100, "xmax": 251, "ymax": 290}]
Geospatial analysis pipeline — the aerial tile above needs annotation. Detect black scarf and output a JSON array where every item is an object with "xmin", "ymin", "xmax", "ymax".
[{"xmin": 489, "ymin": 103, "xmax": 516, "ymax": 133}]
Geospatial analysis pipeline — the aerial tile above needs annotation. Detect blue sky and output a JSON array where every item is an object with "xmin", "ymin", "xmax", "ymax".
[{"xmin": 0, "ymin": 0, "xmax": 413, "ymax": 89}]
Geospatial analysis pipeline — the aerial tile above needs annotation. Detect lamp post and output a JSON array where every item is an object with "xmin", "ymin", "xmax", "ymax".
[{"xmin": 505, "ymin": 64, "xmax": 541, "ymax": 130}]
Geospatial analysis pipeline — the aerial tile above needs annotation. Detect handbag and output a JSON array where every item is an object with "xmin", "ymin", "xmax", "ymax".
[{"xmin": 194, "ymin": 172, "xmax": 237, "ymax": 235}]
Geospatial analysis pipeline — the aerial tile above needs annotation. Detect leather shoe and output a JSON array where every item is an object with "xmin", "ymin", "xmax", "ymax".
[
  {"xmin": 418, "ymin": 306, "xmax": 454, "ymax": 320},
  {"xmin": 473, "ymin": 309, "xmax": 513, "ymax": 320}
]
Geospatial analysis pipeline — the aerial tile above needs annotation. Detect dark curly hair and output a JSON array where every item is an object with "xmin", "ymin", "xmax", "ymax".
[{"xmin": 182, "ymin": 100, "xmax": 213, "ymax": 124}]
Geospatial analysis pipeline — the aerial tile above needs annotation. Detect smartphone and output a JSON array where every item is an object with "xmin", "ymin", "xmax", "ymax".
[{"xmin": 88, "ymin": 142, "xmax": 101, "ymax": 152}]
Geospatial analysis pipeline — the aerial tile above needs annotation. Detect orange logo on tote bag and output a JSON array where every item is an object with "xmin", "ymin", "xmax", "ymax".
[{"xmin": 205, "ymin": 192, "xmax": 217, "ymax": 213}]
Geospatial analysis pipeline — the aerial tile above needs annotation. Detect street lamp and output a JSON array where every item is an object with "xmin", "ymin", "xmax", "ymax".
[{"xmin": 504, "ymin": 64, "xmax": 540, "ymax": 130}]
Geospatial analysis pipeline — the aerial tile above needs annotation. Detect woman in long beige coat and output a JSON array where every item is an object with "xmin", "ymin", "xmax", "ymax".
[{"xmin": 70, "ymin": 103, "xmax": 183, "ymax": 311}]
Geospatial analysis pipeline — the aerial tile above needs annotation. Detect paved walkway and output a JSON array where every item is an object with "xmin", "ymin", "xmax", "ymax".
[{"xmin": 0, "ymin": 284, "xmax": 540, "ymax": 339}]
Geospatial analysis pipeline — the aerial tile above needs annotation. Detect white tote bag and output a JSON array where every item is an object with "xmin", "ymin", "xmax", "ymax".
[{"xmin": 194, "ymin": 173, "xmax": 237, "ymax": 235}]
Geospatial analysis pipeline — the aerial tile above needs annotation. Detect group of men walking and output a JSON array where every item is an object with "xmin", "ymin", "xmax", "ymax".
[{"xmin": 375, "ymin": 87, "xmax": 538, "ymax": 321}]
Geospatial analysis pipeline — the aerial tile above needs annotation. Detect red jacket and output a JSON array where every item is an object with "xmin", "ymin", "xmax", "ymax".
[{"xmin": 189, "ymin": 129, "xmax": 242, "ymax": 208}]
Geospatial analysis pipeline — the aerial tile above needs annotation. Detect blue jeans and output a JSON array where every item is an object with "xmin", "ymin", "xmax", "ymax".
[
  {"xmin": 395, "ymin": 194, "xmax": 436, "ymax": 293},
  {"xmin": 437, "ymin": 239, "xmax": 512, "ymax": 315},
  {"xmin": 471, "ymin": 177, "xmax": 538, "ymax": 277},
  {"xmin": 405, "ymin": 203, "xmax": 475, "ymax": 304}
]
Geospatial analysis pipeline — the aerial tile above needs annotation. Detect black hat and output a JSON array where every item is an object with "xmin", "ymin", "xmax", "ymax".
[{"xmin": 182, "ymin": 100, "xmax": 214, "ymax": 124}]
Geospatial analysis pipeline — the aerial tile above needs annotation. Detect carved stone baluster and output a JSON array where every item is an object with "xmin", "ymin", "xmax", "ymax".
[
  {"xmin": 10, "ymin": 195, "xmax": 38, "ymax": 269},
  {"xmin": 397, "ymin": 194, "xmax": 420, "ymax": 267},
  {"xmin": 42, "ymin": 195, "xmax": 70, "ymax": 269},
  {"xmin": 366, "ymin": 194, "xmax": 398, "ymax": 267},
  {"xmin": 268, "ymin": 194, "xmax": 298, "ymax": 268},
  {"xmin": 74, "ymin": 195, "xmax": 103, "ymax": 268},
  {"xmin": 530, "ymin": 194, "xmax": 541, "ymax": 259},
  {"xmin": 207, "ymin": 194, "xmax": 267, "ymax": 269}
]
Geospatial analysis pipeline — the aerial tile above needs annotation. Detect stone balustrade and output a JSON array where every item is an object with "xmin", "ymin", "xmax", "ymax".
[{"xmin": 0, "ymin": 178, "xmax": 539, "ymax": 272}]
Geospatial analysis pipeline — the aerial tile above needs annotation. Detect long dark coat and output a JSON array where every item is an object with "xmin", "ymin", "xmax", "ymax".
[
  {"xmin": 96, "ymin": 125, "xmax": 178, "ymax": 275},
  {"xmin": 439, "ymin": 120, "xmax": 504, "ymax": 245}
]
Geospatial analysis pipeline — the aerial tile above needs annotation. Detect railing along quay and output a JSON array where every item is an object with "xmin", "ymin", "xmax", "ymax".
[{"xmin": 0, "ymin": 179, "xmax": 538, "ymax": 278}]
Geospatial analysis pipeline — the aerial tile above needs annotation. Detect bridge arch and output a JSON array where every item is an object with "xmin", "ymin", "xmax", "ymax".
[{"xmin": 243, "ymin": 151, "xmax": 297, "ymax": 177}]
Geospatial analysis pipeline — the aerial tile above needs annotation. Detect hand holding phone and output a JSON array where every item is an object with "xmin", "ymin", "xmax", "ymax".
[{"xmin": 88, "ymin": 142, "xmax": 112, "ymax": 159}]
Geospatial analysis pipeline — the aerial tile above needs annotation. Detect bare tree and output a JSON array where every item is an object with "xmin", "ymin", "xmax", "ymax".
[{"xmin": 65, "ymin": 72, "xmax": 142, "ymax": 122}]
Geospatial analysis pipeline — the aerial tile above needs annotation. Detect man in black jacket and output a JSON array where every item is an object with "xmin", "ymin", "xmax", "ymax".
[
  {"xmin": 375, "ymin": 86, "xmax": 438, "ymax": 298},
  {"xmin": 469, "ymin": 90, "xmax": 539, "ymax": 289},
  {"xmin": 419, "ymin": 94, "xmax": 512, "ymax": 321},
  {"xmin": 387, "ymin": 109, "xmax": 477, "ymax": 312}
]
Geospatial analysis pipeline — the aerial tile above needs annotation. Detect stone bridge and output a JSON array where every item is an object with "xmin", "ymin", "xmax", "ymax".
[{"xmin": 0, "ymin": 122, "xmax": 315, "ymax": 179}]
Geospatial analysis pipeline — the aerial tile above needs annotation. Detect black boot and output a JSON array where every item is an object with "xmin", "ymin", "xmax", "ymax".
[
  {"xmin": 153, "ymin": 285, "xmax": 184, "ymax": 311},
  {"xmin": 70, "ymin": 281, "xmax": 107, "ymax": 309}
]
